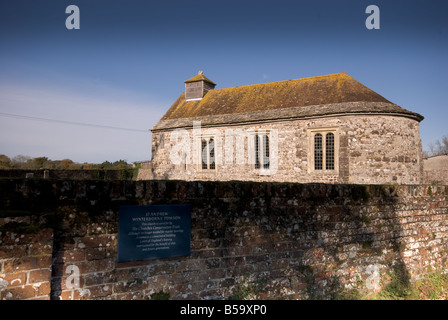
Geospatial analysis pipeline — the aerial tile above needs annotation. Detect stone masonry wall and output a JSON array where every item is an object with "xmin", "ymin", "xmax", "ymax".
[
  {"xmin": 423, "ymin": 155, "xmax": 448, "ymax": 185},
  {"xmin": 0, "ymin": 179, "xmax": 447, "ymax": 300},
  {"xmin": 151, "ymin": 115, "xmax": 422, "ymax": 185},
  {"xmin": 424, "ymin": 170, "xmax": 448, "ymax": 185},
  {"xmin": 0, "ymin": 226, "xmax": 53, "ymax": 300}
]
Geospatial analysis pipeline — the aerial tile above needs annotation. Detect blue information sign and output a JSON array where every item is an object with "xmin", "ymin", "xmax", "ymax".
[{"xmin": 117, "ymin": 204, "xmax": 191, "ymax": 262}]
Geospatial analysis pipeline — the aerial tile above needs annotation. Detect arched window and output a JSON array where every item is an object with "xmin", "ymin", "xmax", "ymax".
[
  {"xmin": 255, "ymin": 134, "xmax": 260, "ymax": 169},
  {"xmin": 314, "ymin": 133, "xmax": 323, "ymax": 170},
  {"xmin": 201, "ymin": 137, "xmax": 216, "ymax": 170},
  {"xmin": 201, "ymin": 139, "xmax": 207, "ymax": 170},
  {"xmin": 325, "ymin": 133, "xmax": 334, "ymax": 170},
  {"xmin": 209, "ymin": 138, "xmax": 215, "ymax": 170},
  {"xmin": 254, "ymin": 131, "xmax": 270, "ymax": 169},
  {"xmin": 309, "ymin": 128, "xmax": 338, "ymax": 173},
  {"xmin": 263, "ymin": 134, "xmax": 270, "ymax": 169}
]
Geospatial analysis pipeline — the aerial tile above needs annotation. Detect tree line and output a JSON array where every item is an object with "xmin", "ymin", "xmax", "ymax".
[
  {"xmin": 0, "ymin": 155, "xmax": 133, "ymax": 170},
  {"xmin": 1, "ymin": 134, "xmax": 445, "ymax": 170},
  {"xmin": 423, "ymin": 134, "xmax": 448, "ymax": 158}
]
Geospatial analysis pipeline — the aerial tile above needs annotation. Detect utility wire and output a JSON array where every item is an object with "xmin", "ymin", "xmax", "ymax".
[{"xmin": 0, "ymin": 112, "xmax": 150, "ymax": 133}]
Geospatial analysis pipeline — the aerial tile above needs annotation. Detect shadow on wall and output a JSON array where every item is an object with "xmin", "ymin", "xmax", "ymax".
[
  {"xmin": 157, "ymin": 182, "xmax": 418, "ymax": 299},
  {"xmin": 48, "ymin": 181, "xmax": 137, "ymax": 300},
  {"xmin": 197, "ymin": 183, "xmax": 413, "ymax": 299},
  {"xmin": 293, "ymin": 185, "xmax": 411, "ymax": 299},
  {"xmin": 1, "ymin": 179, "xmax": 446, "ymax": 300}
]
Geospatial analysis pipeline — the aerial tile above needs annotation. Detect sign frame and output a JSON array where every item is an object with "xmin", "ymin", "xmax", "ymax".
[{"xmin": 117, "ymin": 204, "xmax": 191, "ymax": 262}]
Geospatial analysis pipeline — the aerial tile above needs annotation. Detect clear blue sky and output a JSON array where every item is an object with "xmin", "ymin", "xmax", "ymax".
[{"xmin": 0, "ymin": 0, "xmax": 447, "ymax": 163}]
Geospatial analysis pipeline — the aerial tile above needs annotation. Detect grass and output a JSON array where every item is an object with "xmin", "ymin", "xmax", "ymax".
[
  {"xmin": 149, "ymin": 290, "xmax": 171, "ymax": 300},
  {"xmin": 230, "ymin": 266, "xmax": 448, "ymax": 300},
  {"xmin": 404, "ymin": 272, "xmax": 448, "ymax": 300},
  {"xmin": 230, "ymin": 274, "xmax": 269, "ymax": 300},
  {"xmin": 362, "ymin": 268, "xmax": 448, "ymax": 300}
]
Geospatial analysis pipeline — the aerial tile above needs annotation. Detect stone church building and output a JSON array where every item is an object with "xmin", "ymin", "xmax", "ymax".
[{"xmin": 150, "ymin": 71, "xmax": 424, "ymax": 184}]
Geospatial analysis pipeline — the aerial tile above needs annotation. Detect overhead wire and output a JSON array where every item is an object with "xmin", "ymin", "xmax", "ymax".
[{"xmin": 0, "ymin": 112, "xmax": 150, "ymax": 133}]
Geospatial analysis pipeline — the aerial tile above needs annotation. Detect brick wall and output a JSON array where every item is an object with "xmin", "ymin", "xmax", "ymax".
[
  {"xmin": 0, "ymin": 225, "xmax": 53, "ymax": 300},
  {"xmin": 0, "ymin": 179, "xmax": 447, "ymax": 300},
  {"xmin": 0, "ymin": 169, "xmax": 136, "ymax": 180}
]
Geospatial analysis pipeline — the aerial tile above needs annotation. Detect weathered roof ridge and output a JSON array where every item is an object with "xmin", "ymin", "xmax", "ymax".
[
  {"xmin": 152, "ymin": 101, "xmax": 424, "ymax": 131},
  {"xmin": 221, "ymin": 72, "xmax": 349, "ymax": 91}
]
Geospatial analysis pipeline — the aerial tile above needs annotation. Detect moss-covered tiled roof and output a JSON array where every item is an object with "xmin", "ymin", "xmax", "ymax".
[{"xmin": 153, "ymin": 73, "xmax": 423, "ymax": 130}]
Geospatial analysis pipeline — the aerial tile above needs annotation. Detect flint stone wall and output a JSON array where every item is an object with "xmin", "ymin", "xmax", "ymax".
[
  {"xmin": 151, "ymin": 115, "xmax": 422, "ymax": 185},
  {"xmin": 0, "ymin": 179, "xmax": 447, "ymax": 300},
  {"xmin": 423, "ymin": 155, "xmax": 448, "ymax": 185}
]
